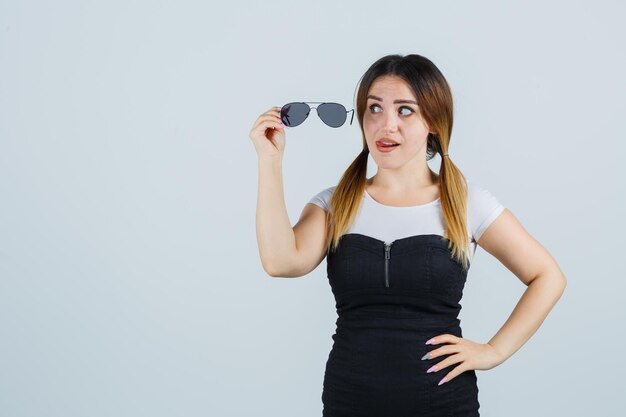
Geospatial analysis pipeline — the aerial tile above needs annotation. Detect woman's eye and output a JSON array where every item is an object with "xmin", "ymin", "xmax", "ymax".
[{"xmin": 368, "ymin": 104, "xmax": 414, "ymax": 115}]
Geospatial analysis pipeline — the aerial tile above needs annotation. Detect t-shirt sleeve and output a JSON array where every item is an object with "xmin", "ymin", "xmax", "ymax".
[
  {"xmin": 468, "ymin": 180, "xmax": 505, "ymax": 242},
  {"xmin": 308, "ymin": 186, "xmax": 336, "ymax": 212}
]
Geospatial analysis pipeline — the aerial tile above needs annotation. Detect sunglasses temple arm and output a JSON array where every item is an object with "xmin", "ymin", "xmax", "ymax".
[{"xmin": 349, "ymin": 109, "xmax": 354, "ymax": 125}]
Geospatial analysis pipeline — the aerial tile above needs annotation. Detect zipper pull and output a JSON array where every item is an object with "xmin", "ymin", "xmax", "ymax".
[
  {"xmin": 384, "ymin": 242, "xmax": 393, "ymax": 288},
  {"xmin": 384, "ymin": 241, "xmax": 393, "ymax": 256}
]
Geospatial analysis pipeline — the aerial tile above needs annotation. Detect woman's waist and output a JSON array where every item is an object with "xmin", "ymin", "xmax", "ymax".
[
  {"xmin": 334, "ymin": 289, "xmax": 462, "ymax": 321},
  {"xmin": 337, "ymin": 308, "xmax": 461, "ymax": 328},
  {"xmin": 332, "ymin": 311, "xmax": 462, "ymax": 348}
]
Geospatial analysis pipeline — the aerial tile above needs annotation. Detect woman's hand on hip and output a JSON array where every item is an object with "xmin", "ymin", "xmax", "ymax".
[{"xmin": 422, "ymin": 334, "xmax": 505, "ymax": 386}]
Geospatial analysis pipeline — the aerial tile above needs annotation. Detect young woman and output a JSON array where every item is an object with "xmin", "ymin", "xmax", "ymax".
[{"xmin": 250, "ymin": 53, "xmax": 566, "ymax": 417}]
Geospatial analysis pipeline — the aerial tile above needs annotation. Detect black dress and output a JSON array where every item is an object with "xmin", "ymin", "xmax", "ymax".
[{"xmin": 321, "ymin": 233, "xmax": 480, "ymax": 417}]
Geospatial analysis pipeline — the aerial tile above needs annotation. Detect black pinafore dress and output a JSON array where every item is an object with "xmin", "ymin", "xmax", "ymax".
[{"xmin": 322, "ymin": 233, "xmax": 480, "ymax": 417}]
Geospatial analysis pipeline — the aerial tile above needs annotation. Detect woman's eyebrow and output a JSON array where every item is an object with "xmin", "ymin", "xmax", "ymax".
[{"xmin": 367, "ymin": 95, "xmax": 417, "ymax": 105}]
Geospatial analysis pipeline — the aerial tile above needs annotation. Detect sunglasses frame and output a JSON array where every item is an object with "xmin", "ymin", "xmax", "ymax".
[{"xmin": 280, "ymin": 101, "xmax": 355, "ymax": 128}]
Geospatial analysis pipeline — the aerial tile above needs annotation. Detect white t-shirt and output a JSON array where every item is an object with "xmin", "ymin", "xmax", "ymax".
[{"xmin": 308, "ymin": 180, "xmax": 505, "ymax": 262}]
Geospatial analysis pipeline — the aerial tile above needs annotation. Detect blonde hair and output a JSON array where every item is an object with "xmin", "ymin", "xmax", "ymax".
[{"xmin": 324, "ymin": 54, "xmax": 472, "ymax": 271}]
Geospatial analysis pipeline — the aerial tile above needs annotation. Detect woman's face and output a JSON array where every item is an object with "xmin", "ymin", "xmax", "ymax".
[{"xmin": 363, "ymin": 75, "xmax": 432, "ymax": 169}]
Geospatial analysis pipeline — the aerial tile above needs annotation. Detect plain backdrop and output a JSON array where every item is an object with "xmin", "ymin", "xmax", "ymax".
[{"xmin": 1, "ymin": 0, "xmax": 624, "ymax": 416}]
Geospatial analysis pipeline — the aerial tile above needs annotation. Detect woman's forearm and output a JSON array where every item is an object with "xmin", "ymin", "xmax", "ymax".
[
  {"xmin": 256, "ymin": 155, "xmax": 297, "ymax": 276},
  {"xmin": 487, "ymin": 271, "xmax": 567, "ymax": 363}
]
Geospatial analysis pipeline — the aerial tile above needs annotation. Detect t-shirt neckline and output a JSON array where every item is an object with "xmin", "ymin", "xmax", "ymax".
[{"xmin": 363, "ymin": 189, "xmax": 440, "ymax": 208}]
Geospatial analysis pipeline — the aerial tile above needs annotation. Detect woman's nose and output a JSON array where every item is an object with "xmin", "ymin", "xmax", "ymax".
[{"xmin": 384, "ymin": 117, "xmax": 398, "ymax": 133}]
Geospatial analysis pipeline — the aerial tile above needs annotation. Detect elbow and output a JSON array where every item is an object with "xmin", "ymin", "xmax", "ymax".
[
  {"xmin": 259, "ymin": 253, "xmax": 282, "ymax": 277},
  {"xmin": 556, "ymin": 270, "xmax": 567, "ymax": 291},
  {"xmin": 262, "ymin": 261, "xmax": 281, "ymax": 278},
  {"xmin": 263, "ymin": 261, "xmax": 290, "ymax": 278},
  {"xmin": 530, "ymin": 270, "xmax": 567, "ymax": 297},
  {"xmin": 264, "ymin": 262, "xmax": 302, "ymax": 278},
  {"xmin": 552, "ymin": 272, "xmax": 567, "ymax": 300}
]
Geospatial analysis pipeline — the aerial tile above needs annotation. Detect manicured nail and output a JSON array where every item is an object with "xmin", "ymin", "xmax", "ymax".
[
  {"xmin": 438, "ymin": 377, "xmax": 448, "ymax": 386},
  {"xmin": 427, "ymin": 365, "xmax": 437, "ymax": 373},
  {"xmin": 421, "ymin": 353, "xmax": 431, "ymax": 360},
  {"xmin": 425, "ymin": 338, "xmax": 433, "ymax": 345}
]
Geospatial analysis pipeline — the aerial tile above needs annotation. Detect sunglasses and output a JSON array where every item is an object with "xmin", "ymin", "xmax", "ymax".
[{"xmin": 280, "ymin": 102, "xmax": 355, "ymax": 128}]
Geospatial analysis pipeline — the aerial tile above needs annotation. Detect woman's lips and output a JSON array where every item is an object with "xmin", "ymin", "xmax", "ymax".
[{"xmin": 376, "ymin": 142, "xmax": 400, "ymax": 152}]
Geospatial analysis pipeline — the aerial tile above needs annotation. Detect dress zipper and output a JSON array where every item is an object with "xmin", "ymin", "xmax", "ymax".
[{"xmin": 384, "ymin": 242, "xmax": 393, "ymax": 287}]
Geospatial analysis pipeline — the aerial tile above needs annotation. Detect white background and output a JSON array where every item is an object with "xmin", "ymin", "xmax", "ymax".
[{"xmin": 1, "ymin": 0, "xmax": 624, "ymax": 416}]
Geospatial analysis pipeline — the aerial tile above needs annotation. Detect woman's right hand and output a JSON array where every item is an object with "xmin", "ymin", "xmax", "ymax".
[{"xmin": 249, "ymin": 106, "xmax": 286, "ymax": 159}]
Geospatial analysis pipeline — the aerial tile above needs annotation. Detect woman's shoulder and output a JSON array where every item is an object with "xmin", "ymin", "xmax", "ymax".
[
  {"xmin": 466, "ymin": 179, "xmax": 501, "ymax": 205},
  {"xmin": 307, "ymin": 185, "xmax": 337, "ymax": 211},
  {"xmin": 466, "ymin": 179, "xmax": 506, "ymax": 242}
]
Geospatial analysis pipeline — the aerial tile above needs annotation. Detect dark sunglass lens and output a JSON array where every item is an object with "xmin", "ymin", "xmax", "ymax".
[
  {"xmin": 280, "ymin": 102, "xmax": 310, "ymax": 127},
  {"xmin": 317, "ymin": 103, "xmax": 347, "ymax": 128}
]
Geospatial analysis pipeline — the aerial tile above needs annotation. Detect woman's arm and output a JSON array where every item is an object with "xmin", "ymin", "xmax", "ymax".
[
  {"xmin": 476, "ymin": 208, "xmax": 567, "ymax": 363},
  {"xmin": 256, "ymin": 155, "xmax": 298, "ymax": 276}
]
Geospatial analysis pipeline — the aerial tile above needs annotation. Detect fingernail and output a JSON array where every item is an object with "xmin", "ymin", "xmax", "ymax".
[
  {"xmin": 427, "ymin": 365, "xmax": 437, "ymax": 373},
  {"xmin": 425, "ymin": 338, "xmax": 433, "ymax": 345},
  {"xmin": 421, "ymin": 353, "xmax": 430, "ymax": 360},
  {"xmin": 438, "ymin": 377, "xmax": 448, "ymax": 386}
]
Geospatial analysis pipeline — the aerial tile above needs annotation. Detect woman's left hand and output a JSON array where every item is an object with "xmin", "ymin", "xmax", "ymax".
[{"xmin": 423, "ymin": 334, "xmax": 505, "ymax": 386}]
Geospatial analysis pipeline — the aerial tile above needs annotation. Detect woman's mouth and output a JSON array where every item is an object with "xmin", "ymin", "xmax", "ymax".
[{"xmin": 376, "ymin": 140, "xmax": 400, "ymax": 152}]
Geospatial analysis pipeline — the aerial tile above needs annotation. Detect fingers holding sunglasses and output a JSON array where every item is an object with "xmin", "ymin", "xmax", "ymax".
[
  {"xmin": 249, "ymin": 106, "xmax": 287, "ymax": 158},
  {"xmin": 251, "ymin": 114, "xmax": 286, "ymax": 136},
  {"xmin": 257, "ymin": 106, "xmax": 286, "ymax": 126},
  {"xmin": 262, "ymin": 107, "xmax": 286, "ymax": 124}
]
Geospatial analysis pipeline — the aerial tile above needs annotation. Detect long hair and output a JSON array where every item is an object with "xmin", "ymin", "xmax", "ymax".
[{"xmin": 324, "ymin": 53, "xmax": 472, "ymax": 271}]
